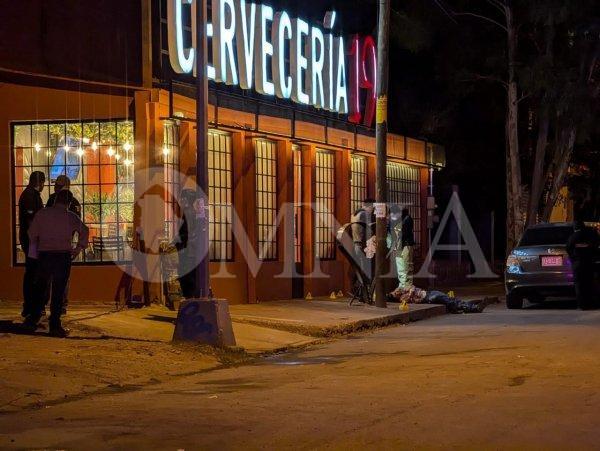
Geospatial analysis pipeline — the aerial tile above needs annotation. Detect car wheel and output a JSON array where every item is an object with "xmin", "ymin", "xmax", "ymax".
[{"xmin": 506, "ymin": 293, "xmax": 524, "ymax": 309}]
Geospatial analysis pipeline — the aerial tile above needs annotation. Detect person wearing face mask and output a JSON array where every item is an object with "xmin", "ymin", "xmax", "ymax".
[{"xmin": 18, "ymin": 171, "xmax": 46, "ymax": 320}]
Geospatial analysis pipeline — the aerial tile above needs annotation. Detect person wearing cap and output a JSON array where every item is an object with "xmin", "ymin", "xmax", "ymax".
[
  {"xmin": 18, "ymin": 171, "xmax": 46, "ymax": 319},
  {"xmin": 46, "ymin": 175, "xmax": 81, "ymax": 217},
  {"xmin": 25, "ymin": 190, "xmax": 89, "ymax": 337}
]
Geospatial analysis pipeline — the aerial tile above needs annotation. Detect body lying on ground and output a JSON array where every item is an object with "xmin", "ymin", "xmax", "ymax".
[{"xmin": 388, "ymin": 286, "xmax": 486, "ymax": 313}]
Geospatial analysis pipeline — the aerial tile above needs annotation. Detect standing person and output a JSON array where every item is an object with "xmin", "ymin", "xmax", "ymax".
[
  {"xmin": 45, "ymin": 175, "xmax": 81, "ymax": 314},
  {"xmin": 25, "ymin": 190, "xmax": 89, "ymax": 337},
  {"xmin": 46, "ymin": 175, "xmax": 81, "ymax": 216},
  {"xmin": 18, "ymin": 171, "xmax": 46, "ymax": 319},
  {"xmin": 398, "ymin": 207, "xmax": 416, "ymax": 289},
  {"xmin": 566, "ymin": 220, "xmax": 600, "ymax": 310},
  {"xmin": 173, "ymin": 189, "xmax": 199, "ymax": 299},
  {"xmin": 351, "ymin": 198, "xmax": 375, "ymax": 279},
  {"xmin": 387, "ymin": 204, "xmax": 405, "ymax": 289}
]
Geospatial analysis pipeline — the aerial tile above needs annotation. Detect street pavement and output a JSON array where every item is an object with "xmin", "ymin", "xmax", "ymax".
[{"xmin": 1, "ymin": 300, "xmax": 600, "ymax": 449}]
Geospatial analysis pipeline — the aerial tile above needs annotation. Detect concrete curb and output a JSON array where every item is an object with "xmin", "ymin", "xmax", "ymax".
[{"xmin": 232, "ymin": 304, "xmax": 448, "ymax": 338}]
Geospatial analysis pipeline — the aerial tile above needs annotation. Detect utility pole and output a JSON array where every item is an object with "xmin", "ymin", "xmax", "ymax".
[
  {"xmin": 195, "ymin": 0, "xmax": 210, "ymax": 299},
  {"xmin": 374, "ymin": 0, "xmax": 390, "ymax": 308}
]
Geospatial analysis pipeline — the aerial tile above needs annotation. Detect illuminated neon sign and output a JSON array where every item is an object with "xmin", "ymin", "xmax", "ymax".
[{"xmin": 167, "ymin": 0, "xmax": 376, "ymax": 126}]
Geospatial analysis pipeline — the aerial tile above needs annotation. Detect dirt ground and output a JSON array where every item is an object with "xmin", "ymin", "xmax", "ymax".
[{"xmin": 1, "ymin": 301, "xmax": 600, "ymax": 450}]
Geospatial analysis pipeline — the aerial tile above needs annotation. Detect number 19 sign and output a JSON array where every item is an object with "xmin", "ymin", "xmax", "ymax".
[{"xmin": 167, "ymin": 0, "xmax": 377, "ymax": 127}]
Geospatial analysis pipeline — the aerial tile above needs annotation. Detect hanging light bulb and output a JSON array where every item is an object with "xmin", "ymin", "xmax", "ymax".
[
  {"xmin": 34, "ymin": 143, "xmax": 41, "ymax": 153},
  {"xmin": 114, "ymin": 153, "xmax": 122, "ymax": 161},
  {"xmin": 107, "ymin": 146, "xmax": 115, "ymax": 157},
  {"xmin": 123, "ymin": 158, "xmax": 132, "ymax": 167},
  {"xmin": 123, "ymin": 142, "xmax": 132, "ymax": 152},
  {"xmin": 46, "ymin": 150, "xmax": 52, "ymax": 157},
  {"xmin": 162, "ymin": 146, "xmax": 170, "ymax": 156},
  {"xmin": 91, "ymin": 141, "xmax": 98, "ymax": 151},
  {"xmin": 64, "ymin": 144, "xmax": 70, "ymax": 153},
  {"xmin": 82, "ymin": 137, "xmax": 90, "ymax": 145},
  {"xmin": 76, "ymin": 147, "xmax": 84, "ymax": 157}
]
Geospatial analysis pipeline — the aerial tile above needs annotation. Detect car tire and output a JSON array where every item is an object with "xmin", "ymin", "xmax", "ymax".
[{"xmin": 506, "ymin": 293, "xmax": 524, "ymax": 309}]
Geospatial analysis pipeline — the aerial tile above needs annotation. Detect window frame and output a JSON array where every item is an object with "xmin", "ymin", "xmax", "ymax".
[
  {"xmin": 254, "ymin": 138, "xmax": 279, "ymax": 261},
  {"xmin": 208, "ymin": 129, "xmax": 235, "ymax": 262},
  {"xmin": 350, "ymin": 154, "xmax": 368, "ymax": 215},
  {"xmin": 314, "ymin": 148, "xmax": 336, "ymax": 261},
  {"xmin": 11, "ymin": 118, "xmax": 135, "ymax": 267}
]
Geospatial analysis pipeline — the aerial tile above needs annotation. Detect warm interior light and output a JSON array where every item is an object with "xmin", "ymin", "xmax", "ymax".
[
  {"xmin": 162, "ymin": 146, "xmax": 170, "ymax": 156},
  {"xmin": 34, "ymin": 143, "xmax": 41, "ymax": 152},
  {"xmin": 91, "ymin": 141, "xmax": 98, "ymax": 151},
  {"xmin": 64, "ymin": 145, "xmax": 70, "ymax": 152},
  {"xmin": 115, "ymin": 153, "xmax": 122, "ymax": 161},
  {"xmin": 76, "ymin": 147, "xmax": 84, "ymax": 157},
  {"xmin": 123, "ymin": 142, "xmax": 132, "ymax": 152},
  {"xmin": 82, "ymin": 137, "xmax": 90, "ymax": 144},
  {"xmin": 123, "ymin": 158, "xmax": 132, "ymax": 166},
  {"xmin": 107, "ymin": 147, "xmax": 115, "ymax": 157}
]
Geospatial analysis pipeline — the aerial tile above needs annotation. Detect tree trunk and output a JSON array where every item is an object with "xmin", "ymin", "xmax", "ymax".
[
  {"xmin": 505, "ymin": 2, "xmax": 523, "ymax": 247},
  {"xmin": 527, "ymin": 105, "xmax": 550, "ymax": 226},
  {"xmin": 542, "ymin": 126, "xmax": 576, "ymax": 221}
]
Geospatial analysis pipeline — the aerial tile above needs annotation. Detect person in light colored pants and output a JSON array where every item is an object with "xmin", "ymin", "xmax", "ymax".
[{"xmin": 396, "ymin": 245, "xmax": 414, "ymax": 289}]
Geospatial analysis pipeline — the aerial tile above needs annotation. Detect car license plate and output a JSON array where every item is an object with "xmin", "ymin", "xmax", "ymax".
[{"xmin": 541, "ymin": 256, "xmax": 563, "ymax": 267}]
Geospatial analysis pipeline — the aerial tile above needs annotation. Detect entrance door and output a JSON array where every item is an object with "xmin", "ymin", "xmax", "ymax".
[{"xmin": 292, "ymin": 145, "xmax": 304, "ymax": 298}]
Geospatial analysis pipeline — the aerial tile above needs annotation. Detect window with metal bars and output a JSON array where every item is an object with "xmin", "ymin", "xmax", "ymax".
[
  {"xmin": 12, "ymin": 120, "xmax": 135, "ymax": 265},
  {"xmin": 350, "ymin": 154, "xmax": 367, "ymax": 215},
  {"xmin": 255, "ymin": 139, "xmax": 278, "ymax": 260},
  {"xmin": 293, "ymin": 145, "xmax": 302, "ymax": 263},
  {"xmin": 163, "ymin": 121, "xmax": 180, "ymax": 241},
  {"xmin": 208, "ymin": 130, "xmax": 234, "ymax": 261},
  {"xmin": 315, "ymin": 149, "xmax": 336, "ymax": 260},
  {"xmin": 386, "ymin": 162, "xmax": 421, "ymax": 254}
]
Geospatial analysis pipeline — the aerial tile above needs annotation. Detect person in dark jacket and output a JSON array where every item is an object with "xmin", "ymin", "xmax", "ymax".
[
  {"xmin": 18, "ymin": 171, "xmax": 45, "ymax": 319},
  {"xmin": 173, "ymin": 189, "xmax": 200, "ymax": 299},
  {"xmin": 566, "ymin": 221, "xmax": 600, "ymax": 310},
  {"xmin": 46, "ymin": 175, "xmax": 81, "ymax": 217},
  {"xmin": 44, "ymin": 175, "xmax": 81, "ymax": 314}
]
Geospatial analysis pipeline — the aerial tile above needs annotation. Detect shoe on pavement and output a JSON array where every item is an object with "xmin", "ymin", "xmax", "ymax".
[
  {"xmin": 21, "ymin": 317, "xmax": 39, "ymax": 334},
  {"xmin": 49, "ymin": 326, "xmax": 70, "ymax": 338}
]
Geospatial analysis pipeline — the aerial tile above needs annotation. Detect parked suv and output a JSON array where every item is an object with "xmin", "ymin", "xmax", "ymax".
[{"xmin": 505, "ymin": 222, "xmax": 600, "ymax": 309}]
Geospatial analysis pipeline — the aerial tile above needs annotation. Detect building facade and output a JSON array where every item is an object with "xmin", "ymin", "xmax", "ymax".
[{"xmin": 0, "ymin": 0, "xmax": 445, "ymax": 305}]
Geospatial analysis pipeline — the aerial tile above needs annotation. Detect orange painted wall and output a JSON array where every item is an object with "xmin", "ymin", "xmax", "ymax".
[{"xmin": 0, "ymin": 82, "xmax": 134, "ymax": 303}]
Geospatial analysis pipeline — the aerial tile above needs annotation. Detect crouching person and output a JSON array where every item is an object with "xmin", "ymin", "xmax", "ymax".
[
  {"xmin": 25, "ymin": 190, "xmax": 89, "ymax": 337},
  {"xmin": 390, "ymin": 286, "xmax": 486, "ymax": 313}
]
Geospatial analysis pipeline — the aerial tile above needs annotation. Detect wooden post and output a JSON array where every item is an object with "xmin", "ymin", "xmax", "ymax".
[{"xmin": 375, "ymin": 0, "xmax": 390, "ymax": 308}]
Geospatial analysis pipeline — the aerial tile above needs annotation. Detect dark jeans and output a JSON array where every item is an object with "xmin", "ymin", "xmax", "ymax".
[
  {"xmin": 573, "ymin": 261, "xmax": 596, "ymax": 309},
  {"xmin": 22, "ymin": 255, "xmax": 39, "ymax": 318},
  {"xmin": 35, "ymin": 252, "xmax": 72, "ymax": 326},
  {"xmin": 353, "ymin": 243, "xmax": 371, "ymax": 281},
  {"xmin": 178, "ymin": 257, "xmax": 198, "ymax": 299}
]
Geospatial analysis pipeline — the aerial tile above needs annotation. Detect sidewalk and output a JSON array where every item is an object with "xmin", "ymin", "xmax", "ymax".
[{"xmin": 71, "ymin": 298, "xmax": 448, "ymax": 354}]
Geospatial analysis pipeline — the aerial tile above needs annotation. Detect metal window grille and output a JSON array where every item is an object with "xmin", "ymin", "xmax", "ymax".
[
  {"xmin": 350, "ymin": 155, "xmax": 367, "ymax": 214},
  {"xmin": 12, "ymin": 120, "xmax": 135, "ymax": 265},
  {"xmin": 293, "ymin": 145, "xmax": 302, "ymax": 263},
  {"xmin": 163, "ymin": 121, "xmax": 180, "ymax": 241},
  {"xmin": 315, "ymin": 149, "xmax": 336, "ymax": 260},
  {"xmin": 386, "ymin": 162, "xmax": 421, "ymax": 254},
  {"xmin": 208, "ymin": 130, "xmax": 234, "ymax": 261},
  {"xmin": 255, "ymin": 139, "xmax": 278, "ymax": 260}
]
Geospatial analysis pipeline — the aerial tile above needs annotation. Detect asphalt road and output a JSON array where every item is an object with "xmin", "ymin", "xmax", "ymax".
[{"xmin": 2, "ymin": 300, "xmax": 600, "ymax": 450}]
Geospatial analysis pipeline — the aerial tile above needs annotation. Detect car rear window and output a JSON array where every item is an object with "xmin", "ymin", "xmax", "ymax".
[{"xmin": 519, "ymin": 226, "xmax": 574, "ymax": 246}]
